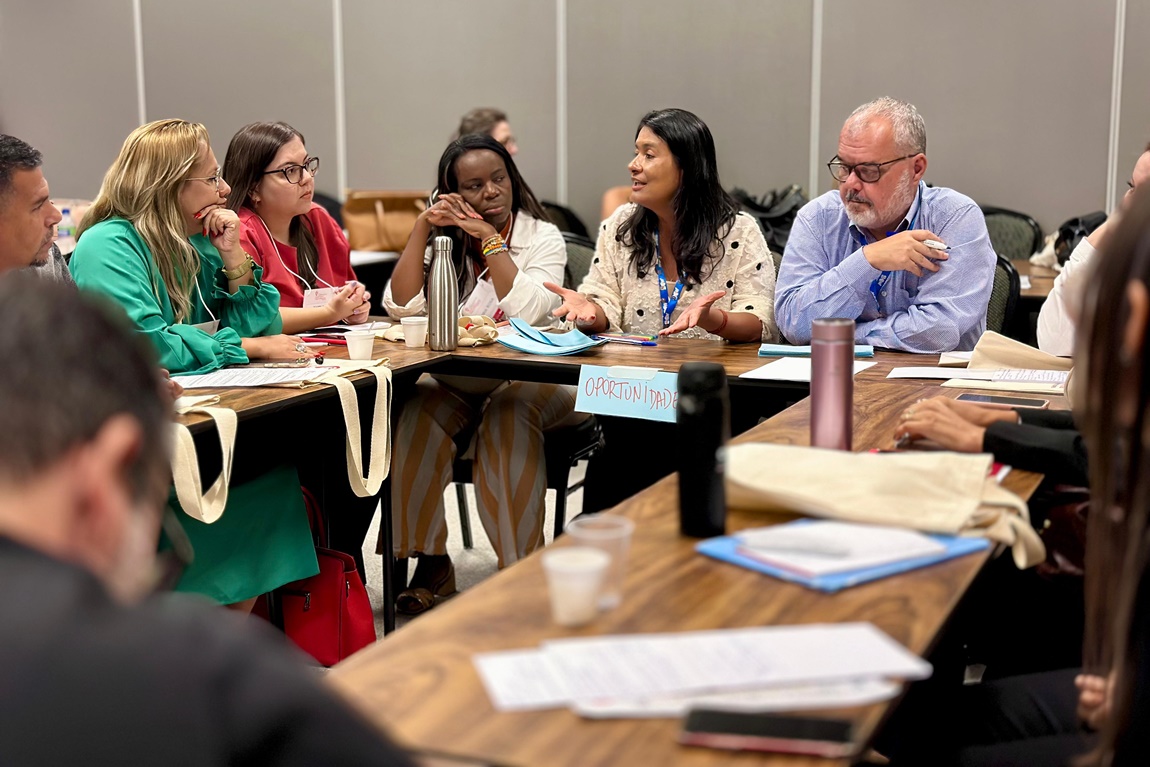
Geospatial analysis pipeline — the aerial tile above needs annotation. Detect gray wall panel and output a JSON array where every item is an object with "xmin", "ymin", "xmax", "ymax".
[
  {"xmin": 820, "ymin": 0, "xmax": 1114, "ymax": 233},
  {"xmin": 1119, "ymin": 0, "xmax": 1150, "ymax": 206},
  {"xmin": 0, "ymin": 0, "xmax": 140, "ymax": 199},
  {"xmin": 141, "ymin": 0, "xmax": 341, "ymax": 198},
  {"xmin": 342, "ymin": 0, "xmax": 558, "ymax": 200},
  {"xmin": 567, "ymin": 0, "xmax": 812, "ymax": 232}
]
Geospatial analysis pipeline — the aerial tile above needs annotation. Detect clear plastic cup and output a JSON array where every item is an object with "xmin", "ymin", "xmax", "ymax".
[
  {"xmin": 541, "ymin": 547, "xmax": 610, "ymax": 627},
  {"xmin": 565, "ymin": 515, "xmax": 635, "ymax": 609}
]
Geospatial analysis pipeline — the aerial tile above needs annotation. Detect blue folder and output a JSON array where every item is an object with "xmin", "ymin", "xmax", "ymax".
[
  {"xmin": 759, "ymin": 343, "xmax": 875, "ymax": 358},
  {"xmin": 696, "ymin": 529, "xmax": 990, "ymax": 593}
]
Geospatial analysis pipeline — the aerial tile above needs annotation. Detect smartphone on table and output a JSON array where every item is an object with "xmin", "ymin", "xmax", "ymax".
[
  {"xmin": 954, "ymin": 392, "xmax": 1050, "ymax": 409},
  {"xmin": 679, "ymin": 708, "xmax": 855, "ymax": 758}
]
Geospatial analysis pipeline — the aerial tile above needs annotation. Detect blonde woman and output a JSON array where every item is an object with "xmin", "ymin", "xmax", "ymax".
[
  {"xmin": 70, "ymin": 120, "xmax": 319, "ymax": 611},
  {"xmin": 71, "ymin": 119, "xmax": 315, "ymax": 374}
]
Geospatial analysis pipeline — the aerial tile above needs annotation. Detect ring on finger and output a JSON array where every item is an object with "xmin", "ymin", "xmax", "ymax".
[{"xmin": 294, "ymin": 343, "xmax": 307, "ymax": 353}]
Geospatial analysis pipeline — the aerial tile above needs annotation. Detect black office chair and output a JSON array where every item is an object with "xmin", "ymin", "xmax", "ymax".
[
  {"xmin": 986, "ymin": 254, "xmax": 1021, "ymax": 335},
  {"xmin": 981, "ymin": 206, "xmax": 1044, "ymax": 262},
  {"xmin": 452, "ymin": 415, "xmax": 605, "ymax": 547},
  {"xmin": 562, "ymin": 232, "xmax": 596, "ymax": 290},
  {"xmin": 541, "ymin": 200, "xmax": 590, "ymax": 238}
]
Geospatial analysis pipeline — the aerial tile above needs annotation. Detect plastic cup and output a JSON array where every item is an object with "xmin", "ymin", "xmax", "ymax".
[
  {"xmin": 541, "ymin": 547, "xmax": 610, "ymax": 627},
  {"xmin": 401, "ymin": 316, "xmax": 428, "ymax": 348},
  {"xmin": 564, "ymin": 515, "xmax": 635, "ymax": 610},
  {"xmin": 345, "ymin": 330, "xmax": 375, "ymax": 360}
]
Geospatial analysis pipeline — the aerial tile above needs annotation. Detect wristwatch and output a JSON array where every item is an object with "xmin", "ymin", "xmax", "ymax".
[{"xmin": 221, "ymin": 253, "xmax": 255, "ymax": 281}]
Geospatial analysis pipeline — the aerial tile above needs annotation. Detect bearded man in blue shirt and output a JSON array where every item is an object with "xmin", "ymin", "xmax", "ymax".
[{"xmin": 776, "ymin": 97, "xmax": 995, "ymax": 353}]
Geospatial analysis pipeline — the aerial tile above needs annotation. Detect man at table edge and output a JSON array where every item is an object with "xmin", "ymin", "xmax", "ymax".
[
  {"xmin": 0, "ymin": 133, "xmax": 69, "ymax": 281},
  {"xmin": 0, "ymin": 274, "xmax": 413, "ymax": 765},
  {"xmin": 775, "ymin": 97, "xmax": 996, "ymax": 353}
]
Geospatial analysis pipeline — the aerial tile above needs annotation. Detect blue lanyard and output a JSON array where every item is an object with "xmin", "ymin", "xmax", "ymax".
[
  {"xmin": 653, "ymin": 231, "xmax": 685, "ymax": 328},
  {"xmin": 860, "ymin": 196, "xmax": 921, "ymax": 310}
]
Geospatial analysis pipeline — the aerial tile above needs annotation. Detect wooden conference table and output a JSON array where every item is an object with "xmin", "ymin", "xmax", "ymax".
[
  {"xmin": 1011, "ymin": 258, "xmax": 1057, "ymax": 301},
  {"xmin": 175, "ymin": 336, "xmax": 856, "ymax": 634},
  {"xmin": 317, "ymin": 346, "xmax": 1050, "ymax": 767}
]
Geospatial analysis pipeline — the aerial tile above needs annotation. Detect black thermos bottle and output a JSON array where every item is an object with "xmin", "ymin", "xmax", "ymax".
[{"xmin": 676, "ymin": 362, "xmax": 730, "ymax": 538}]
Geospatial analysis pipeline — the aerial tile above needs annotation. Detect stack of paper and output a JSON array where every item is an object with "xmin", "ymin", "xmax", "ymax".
[
  {"xmin": 740, "ymin": 357, "xmax": 876, "ymax": 382},
  {"xmin": 497, "ymin": 317, "xmax": 606, "ymax": 356},
  {"xmin": 758, "ymin": 343, "xmax": 874, "ymax": 358},
  {"xmin": 473, "ymin": 623, "xmax": 931, "ymax": 713}
]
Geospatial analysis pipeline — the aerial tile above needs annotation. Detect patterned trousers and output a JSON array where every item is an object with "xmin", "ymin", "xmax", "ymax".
[{"xmin": 392, "ymin": 375, "xmax": 578, "ymax": 567}]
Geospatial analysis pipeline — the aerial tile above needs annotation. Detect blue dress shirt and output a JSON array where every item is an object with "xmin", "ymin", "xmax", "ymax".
[{"xmin": 775, "ymin": 182, "xmax": 995, "ymax": 352}]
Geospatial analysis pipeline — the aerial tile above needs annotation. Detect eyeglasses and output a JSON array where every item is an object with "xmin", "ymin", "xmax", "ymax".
[
  {"xmin": 186, "ymin": 167, "xmax": 225, "ymax": 191},
  {"xmin": 827, "ymin": 154, "xmax": 915, "ymax": 184},
  {"xmin": 262, "ymin": 156, "xmax": 320, "ymax": 185}
]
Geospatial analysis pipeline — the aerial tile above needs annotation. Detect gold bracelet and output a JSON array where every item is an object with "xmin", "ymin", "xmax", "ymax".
[{"xmin": 221, "ymin": 253, "xmax": 255, "ymax": 281}]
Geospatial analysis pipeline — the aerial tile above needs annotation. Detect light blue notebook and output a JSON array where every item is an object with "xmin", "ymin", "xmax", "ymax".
[
  {"xmin": 498, "ymin": 318, "xmax": 607, "ymax": 356},
  {"xmin": 696, "ymin": 530, "xmax": 989, "ymax": 593},
  {"xmin": 759, "ymin": 343, "xmax": 875, "ymax": 358}
]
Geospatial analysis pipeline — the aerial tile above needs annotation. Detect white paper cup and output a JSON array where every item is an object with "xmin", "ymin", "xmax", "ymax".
[
  {"xmin": 565, "ymin": 515, "xmax": 635, "ymax": 609},
  {"xmin": 541, "ymin": 547, "xmax": 610, "ymax": 627},
  {"xmin": 345, "ymin": 330, "xmax": 375, "ymax": 360},
  {"xmin": 401, "ymin": 316, "xmax": 428, "ymax": 348}
]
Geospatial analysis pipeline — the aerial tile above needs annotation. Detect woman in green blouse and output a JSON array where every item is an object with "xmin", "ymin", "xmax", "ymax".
[{"xmin": 70, "ymin": 120, "xmax": 318, "ymax": 611}]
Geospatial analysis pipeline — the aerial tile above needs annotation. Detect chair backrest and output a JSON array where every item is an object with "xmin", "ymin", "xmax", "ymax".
[
  {"xmin": 771, "ymin": 250, "xmax": 783, "ymax": 279},
  {"xmin": 540, "ymin": 200, "xmax": 590, "ymax": 238},
  {"xmin": 562, "ymin": 233, "xmax": 597, "ymax": 290},
  {"xmin": 981, "ymin": 206, "xmax": 1044, "ymax": 262},
  {"xmin": 986, "ymin": 254, "xmax": 1020, "ymax": 335}
]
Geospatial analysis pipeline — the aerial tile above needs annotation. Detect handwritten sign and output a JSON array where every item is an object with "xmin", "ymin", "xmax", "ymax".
[{"xmin": 575, "ymin": 365, "xmax": 678, "ymax": 423}]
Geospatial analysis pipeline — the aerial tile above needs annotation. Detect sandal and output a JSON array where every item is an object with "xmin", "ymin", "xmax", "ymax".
[{"xmin": 396, "ymin": 556, "xmax": 456, "ymax": 616}]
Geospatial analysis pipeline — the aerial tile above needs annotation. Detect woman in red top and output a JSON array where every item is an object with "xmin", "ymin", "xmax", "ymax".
[{"xmin": 223, "ymin": 122, "xmax": 370, "ymax": 333}]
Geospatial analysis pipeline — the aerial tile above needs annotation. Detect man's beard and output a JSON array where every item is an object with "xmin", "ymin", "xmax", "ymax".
[{"xmin": 843, "ymin": 169, "xmax": 917, "ymax": 231}]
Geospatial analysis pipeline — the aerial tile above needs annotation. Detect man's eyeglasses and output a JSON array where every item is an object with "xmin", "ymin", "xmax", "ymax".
[
  {"xmin": 263, "ymin": 156, "xmax": 320, "ymax": 185},
  {"xmin": 827, "ymin": 154, "xmax": 914, "ymax": 184},
  {"xmin": 186, "ymin": 167, "xmax": 224, "ymax": 191}
]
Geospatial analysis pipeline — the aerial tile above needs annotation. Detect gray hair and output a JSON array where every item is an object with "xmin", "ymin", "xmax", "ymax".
[{"xmin": 845, "ymin": 97, "xmax": 926, "ymax": 155}]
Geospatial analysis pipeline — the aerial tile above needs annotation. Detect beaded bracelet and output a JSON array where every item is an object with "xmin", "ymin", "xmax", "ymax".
[{"xmin": 482, "ymin": 234, "xmax": 508, "ymax": 259}]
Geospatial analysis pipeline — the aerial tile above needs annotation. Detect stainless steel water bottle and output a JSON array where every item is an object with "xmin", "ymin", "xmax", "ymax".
[
  {"xmin": 810, "ymin": 318, "xmax": 854, "ymax": 450},
  {"xmin": 428, "ymin": 235, "xmax": 458, "ymax": 351},
  {"xmin": 677, "ymin": 362, "xmax": 730, "ymax": 538}
]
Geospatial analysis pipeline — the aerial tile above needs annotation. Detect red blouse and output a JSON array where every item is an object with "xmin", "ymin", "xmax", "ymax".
[{"xmin": 238, "ymin": 204, "xmax": 357, "ymax": 308}]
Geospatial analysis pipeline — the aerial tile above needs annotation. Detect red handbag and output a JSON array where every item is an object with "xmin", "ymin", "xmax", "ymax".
[{"xmin": 254, "ymin": 487, "xmax": 377, "ymax": 666}]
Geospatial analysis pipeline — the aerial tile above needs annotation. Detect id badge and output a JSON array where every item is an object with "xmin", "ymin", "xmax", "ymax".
[
  {"xmin": 192, "ymin": 319, "xmax": 220, "ymax": 335},
  {"xmin": 303, "ymin": 286, "xmax": 336, "ymax": 308},
  {"xmin": 460, "ymin": 277, "xmax": 500, "ymax": 318}
]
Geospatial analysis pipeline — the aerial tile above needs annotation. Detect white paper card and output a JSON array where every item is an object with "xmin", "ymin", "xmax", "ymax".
[
  {"xmin": 460, "ymin": 277, "xmax": 501, "ymax": 318},
  {"xmin": 172, "ymin": 366, "xmax": 336, "ymax": 389},
  {"xmin": 887, "ymin": 367, "xmax": 997, "ymax": 380},
  {"xmin": 739, "ymin": 357, "xmax": 875, "ymax": 382},
  {"xmin": 302, "ymin": 286, "xmax": 336, "ymax": 309}
]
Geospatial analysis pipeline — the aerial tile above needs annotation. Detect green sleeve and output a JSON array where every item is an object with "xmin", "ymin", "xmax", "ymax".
[
  {"xmin": 193, "ymin": 235, "xmax": 284, "ymax": 337},
  {"xmin": 70, "ymin": 220, "xmax": 250, "ymax": 375}
]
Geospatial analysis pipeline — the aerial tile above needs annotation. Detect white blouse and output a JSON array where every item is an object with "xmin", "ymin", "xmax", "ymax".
[
  {"xmin": 578, "ymin": 203, "xmax": 778, "ymax": 341},
  {"xmin": 382, "ymin": 211, "xmax": 565, "ymax": 326}
]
